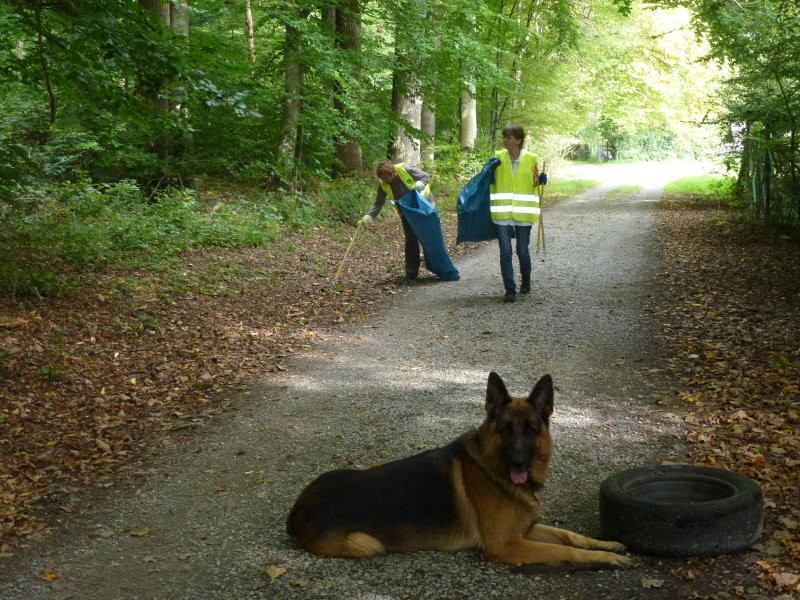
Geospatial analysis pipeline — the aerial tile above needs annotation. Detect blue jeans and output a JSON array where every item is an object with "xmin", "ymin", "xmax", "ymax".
[{"xmin": 496, "ymin": 225, "xmax": 531, "ymax": 292}]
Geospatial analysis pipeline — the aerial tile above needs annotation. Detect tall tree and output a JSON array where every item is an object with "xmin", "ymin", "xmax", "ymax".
[
  {"xmin": 332, "ymin": 0, "xmax": 364, "ymax": 174},
  {"xmin": 138, "ymin": 0, "xmax": 192, "ymax": 186},
  {"xmin": 460, "ymin": 82, "xmax": 477, "ymax": 151},
  {"xmin": 389, "ymin": 6, "xmax": 424, "ymax": 164},
  {"xmin": 140, "ymin": 0, "xmax": 170, "ymax": 24},
  {"xmin": 457, "ymin": 11, "xmax": 477, "ymax": 151},
  {"xmin": 245, "ymin": 0, "xmax": 256, "ymax": 62},
  {"xmin": 277, "ymin": 1, "xmax": 308, "ymax": 182}
]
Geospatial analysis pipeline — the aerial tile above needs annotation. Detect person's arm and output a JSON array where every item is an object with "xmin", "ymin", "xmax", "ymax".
[
  {"xmin": 403, "ymin": 164, "xmax": 434, "ymax": 204},
  {"xmin": 359, "ymin": 185, "xmax": 387, "ymax": 224},
  {"xmin": 403, "ymin": 164, "xmax": 430, "ymax": 188}
]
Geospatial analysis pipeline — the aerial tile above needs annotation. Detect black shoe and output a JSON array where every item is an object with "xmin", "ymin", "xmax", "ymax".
[
  {"xmin": 520, "ymin": 282, "xmax": 531, "ymax": 294},
  {"xmin": 503, "ymin": 290, "xmax": 516, "ymax": 303},
  {"xmin": 405, "ymin": 272, "xmax": 418, "ymax": 281}
]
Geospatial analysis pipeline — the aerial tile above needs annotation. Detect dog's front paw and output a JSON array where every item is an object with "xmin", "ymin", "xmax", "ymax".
[
  {"xmin": 599, "ymin": 551, "xmax": 633, "ymax": 568},
  {"xmin": 596, "ymin": 540, "xmax": 626, "ymax": 552}
]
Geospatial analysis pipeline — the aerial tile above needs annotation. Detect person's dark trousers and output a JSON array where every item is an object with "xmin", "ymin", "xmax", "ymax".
[
  {"xmin": 496, "ymin": 224, "xmax": 532, "ymax": 292},
  {"xmin": 400, "ymin": 213, "xmax": 421, "ymax": 278}
]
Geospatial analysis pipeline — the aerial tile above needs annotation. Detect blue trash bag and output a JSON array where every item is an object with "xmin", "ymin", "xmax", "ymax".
[
  {"xmin": 397, "ymin": 190, "xmax": 460, "ymax": 281},
  {"xmin": 456, "ymin": 157, "xmax": 501, "ymax": 243}
]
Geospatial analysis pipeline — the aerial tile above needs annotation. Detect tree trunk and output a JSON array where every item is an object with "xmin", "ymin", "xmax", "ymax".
[
  {"xmin": 460, "ymin": 82, "xmax": 477, "ymax": 151},
  {"xmin": 140, "ymin": 0, "xmax": 170, "ymax": 25},
  {"xmin": 389, "ymin": 10, "xmax": 423, "ymax": 164},
  {"xmin": 245, "ymin": 0, "xmax": 256, "ymax": 62},
  {"xmin": 420, "ymin": 28, "xmax": 438, "ymax": 169},
  {"xmin": 138, "ymin": 0, "xmax": 171, "ymax": 182},
  {"xmin": 459, "ymin": 14, "xmax": 477, "ymax": 152},
  {"xmin": 170, "ymin": 0, "xmax": 189, "ymax": 35},
  {"xmin": 333, "ymin": 0, "xmax": 363, "ymax": 174},
  {"xmin": 171, "ymin": 0, "xmax": 192, "ymax": 187},
  {"xmin": 277, "ymin": 3, "xmax": 306, "ymax": 182},
  {"xmin": 391, "ymin": 78, "xmax": 421, "ymax": 164},
  {"xmin": 421, "ymin": 101, "xmax": 435, "ymax": 168},
  {"xmin": 33, "ymin": 6, "xmax": 56, "ymax": 127}
]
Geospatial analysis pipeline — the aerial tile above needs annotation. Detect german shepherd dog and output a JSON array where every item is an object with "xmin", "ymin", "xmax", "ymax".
[{"xmin": 287, "ymin": 372, "xmax": 631, "ymax": 567}]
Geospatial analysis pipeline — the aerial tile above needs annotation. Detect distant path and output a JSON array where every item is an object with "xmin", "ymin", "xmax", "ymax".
[{"xmin": 1, "ymin": 161, "xmax": 720, "ymax": 600}]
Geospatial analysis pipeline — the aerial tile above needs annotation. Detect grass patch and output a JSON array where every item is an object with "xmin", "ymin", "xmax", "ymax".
[
  {"xmin": 608, "ymin": 184, "xmax": 642, "ymax": 198},
  {"xmin": 542, "ymin": 179, "xmax": 599, "ymax": 203},
  {"xmin": 664, "ymin": 175, "xmax": 730, "ymax": 195},
  {"xmin": 664, "ymin": 175, "xmax": 737, "ymax": 209}
]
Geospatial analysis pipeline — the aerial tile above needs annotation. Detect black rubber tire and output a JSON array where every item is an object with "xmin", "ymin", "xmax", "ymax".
[{"xmin": 599, "ymin": 464, "xmax": 763, "ymax": 557}]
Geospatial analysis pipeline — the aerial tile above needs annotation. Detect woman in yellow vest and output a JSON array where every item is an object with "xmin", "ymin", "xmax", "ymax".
[
  {"xmin": 490, "ymin": 124, "xmax": 540, "ymax": 303},
  {"xmin": 359, "ymin": 160, "xmax": 433, "ymax": 280}
]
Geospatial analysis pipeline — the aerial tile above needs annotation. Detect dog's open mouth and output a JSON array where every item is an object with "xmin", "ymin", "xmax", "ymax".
[{"xmin": 510, "ymin": 470, "xmax": 529, "ymax": 485}]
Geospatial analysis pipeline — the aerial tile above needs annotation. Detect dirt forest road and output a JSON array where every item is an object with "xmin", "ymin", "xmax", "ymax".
[{"xmin": 2, "ymin": 161, "xmax": 737, "ymax": 600}]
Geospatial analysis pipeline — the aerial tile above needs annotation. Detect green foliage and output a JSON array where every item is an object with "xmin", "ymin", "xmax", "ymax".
[
  {"xmin": 664, "ymin": 175, "xmax": 737, "ymax": 209},
  {"xmin": 0, "ymin": 168, "xmax": 380, "ymax": 298},
  {"xmin": 664, "ymin": 175, "xmax": 730, "ymax": 196},
  {"xmin": 430, "ymin": 141, "xmax": 498, "ymax": 212},
  {"xmin": 0, "ymin": 179, "xmax": 283, "ymax": 298},
  {"xmin": 649, "ymin": 0, "xmax": 800, "ymax": 225},
  {"xmin": 316, "ymin": 178, "xmax": 375, "ymax": 223}
]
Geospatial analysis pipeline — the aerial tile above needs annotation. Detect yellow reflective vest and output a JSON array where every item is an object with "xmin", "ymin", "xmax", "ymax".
[
  {"xmin": 489, "ymin": 149, "xmax": 539, "ymax": 225},
  {"xmin": 380, "ymin": 163, "xmax": 431, "ymax": 200}
]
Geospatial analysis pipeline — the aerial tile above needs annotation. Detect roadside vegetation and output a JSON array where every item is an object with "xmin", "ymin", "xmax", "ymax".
[{"xmin": 654, "ymin": 183, "xmax": 799, "ymax": 598}]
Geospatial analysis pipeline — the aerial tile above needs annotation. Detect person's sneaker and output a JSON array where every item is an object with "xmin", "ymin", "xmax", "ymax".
[
  {"xmin": 404, "ymin": 272, "xmax": 418, "ymax": 281},
  {"xmin": 520, "ymin": 282, "xmax": 531, "ymax": 294},
  {"xmin": 503, "ymin": 290, "xmax": 516, "ymax": 303}
]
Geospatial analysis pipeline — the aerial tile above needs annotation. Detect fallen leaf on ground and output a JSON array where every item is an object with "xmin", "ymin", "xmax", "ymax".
[
  {"xmin": 265, "ymin": 566, "xmax": 288, "ymax": 580},
  {"xmin": 89, "ymin": 529, "xmax": 115, "ymax": 538}
]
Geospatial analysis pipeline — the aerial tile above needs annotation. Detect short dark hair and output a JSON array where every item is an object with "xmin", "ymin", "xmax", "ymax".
[{"xmin": 502, "ymin": 123, "xmax": 525, "ymax": 147}]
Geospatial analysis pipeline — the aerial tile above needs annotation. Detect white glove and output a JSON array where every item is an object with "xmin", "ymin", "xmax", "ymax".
[
  {"xmin": 413, "ymin": 180, "xmax": 426, "ymax": 192},
  {"xmin": 358, "ymin": 214, "xmax": 373, "ymax": 225}
]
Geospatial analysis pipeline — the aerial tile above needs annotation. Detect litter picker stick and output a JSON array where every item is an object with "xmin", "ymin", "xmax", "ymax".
[
  {"xmin": 537, "ymin": 183, "xmax": 546, "ymax": 254},
  {"xmin": 333, "ymin": 220, "xmax": 362, "ymax": 282}
]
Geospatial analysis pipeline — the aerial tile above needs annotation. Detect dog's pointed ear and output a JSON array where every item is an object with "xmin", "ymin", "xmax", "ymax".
[
  {"xmin": 528, "ymin": 374, "xmax": 554, "ymax": 423},
  {"xmin": 485, "ymin": 371, "xmax": 511, "ymax": 419}
]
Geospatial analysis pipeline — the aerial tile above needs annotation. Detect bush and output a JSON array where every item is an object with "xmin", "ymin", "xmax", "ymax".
[
  {"xmin": 0, "ymin": 170, "xmax": 383, "ymax": 298},
  {"xmin": 316, "ymin": 178, "xmax": 374, "ymax": 223},
  {"xmin": 0, "ymin": 179, "xmax": 286, "ymax": 298}
]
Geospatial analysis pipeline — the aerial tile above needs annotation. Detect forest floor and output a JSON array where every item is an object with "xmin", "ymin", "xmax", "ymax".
[{"xmin": 0, "ymin": 162, "xmax": 798, "ymax": 599}]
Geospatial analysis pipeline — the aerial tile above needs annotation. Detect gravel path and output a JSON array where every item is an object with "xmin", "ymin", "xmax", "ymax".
[{"xmin": 2, "ymin": 162, "xmax": 719, "ymax": 600}]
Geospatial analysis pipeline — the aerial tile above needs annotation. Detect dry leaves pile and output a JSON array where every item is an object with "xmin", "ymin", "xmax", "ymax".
[
  {"xmin": 656, "ymin": 197, "xmax": 800, "ymax": 597},
  {"xmin": 0, "ymin": 216, "xmax": 464, "ymax": 552}
]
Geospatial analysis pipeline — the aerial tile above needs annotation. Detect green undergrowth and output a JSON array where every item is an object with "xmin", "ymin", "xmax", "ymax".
[
  {"xmin": 0, "ymin": 176, "xmax": 375, "ymax": 299},
  {"xmin": 664, "ymin": 174, "xmax": 734, "ymax": 198}
]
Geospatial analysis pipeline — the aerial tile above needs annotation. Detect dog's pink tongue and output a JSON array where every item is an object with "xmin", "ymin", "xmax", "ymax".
[{"xmin": 510, "ymin": 470, "xmax": 528, "ymax": 485}]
